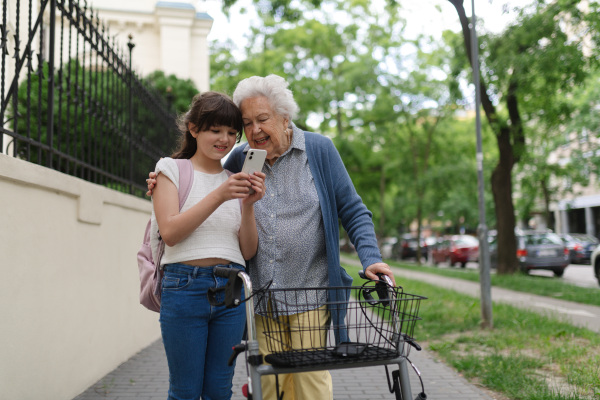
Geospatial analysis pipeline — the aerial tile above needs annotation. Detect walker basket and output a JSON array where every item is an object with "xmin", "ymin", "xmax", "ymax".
[{"xmin": 254, "ymin": 283, "xmax": 425, "ymax": 368}]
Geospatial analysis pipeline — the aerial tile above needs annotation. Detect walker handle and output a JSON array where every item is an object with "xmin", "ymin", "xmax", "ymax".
[
  {"xmin": 214, "ymin": 266, "xmax": 239, "ymax": 278},
  {"xmin": 209, "ymin": 267, "xmax": 244, "ymax": 308},
  {"xmin": 358, "ymin": 270, "xmax": 394, "ymax": 286}
]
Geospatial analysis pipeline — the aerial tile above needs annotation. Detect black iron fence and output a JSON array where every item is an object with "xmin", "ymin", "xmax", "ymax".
[{"xmin": 1, "ymin": 0, "xmax": 179, "ymax": 197}]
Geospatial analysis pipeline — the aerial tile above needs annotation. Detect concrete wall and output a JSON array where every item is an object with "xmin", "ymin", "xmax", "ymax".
[{"xmin": 0, "ymin": 154, "xmax": 161, "ymax": 400}]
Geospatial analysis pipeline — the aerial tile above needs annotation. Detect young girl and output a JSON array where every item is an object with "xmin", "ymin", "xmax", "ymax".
[{"xmin": 152, "ymin": 91, "xmax": 265, "ymax": 400}]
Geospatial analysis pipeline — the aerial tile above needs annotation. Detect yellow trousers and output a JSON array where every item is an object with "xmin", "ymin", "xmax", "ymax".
[{"xmin": 255, "ymin": 305, "xmax": 333, "ymax": 400}]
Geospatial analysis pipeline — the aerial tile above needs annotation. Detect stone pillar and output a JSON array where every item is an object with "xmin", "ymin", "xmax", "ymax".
[
  {"xmin": 553, "ymin": 209, "xmax": 562, "ymax": 233},
  {"xmin": 156, "ymin": 4, "xmax": 195, "ymax": 83},
  {"xmin": 191, "ymin": 13, "xmax": 214, "ymax": 92},
  {"xmin": 585, "ymin": 207, "xmax": 596, "ymax": 237},
  {"xmin": 561, "ymin": 209, "xmax": 570, "ymax": 234}
]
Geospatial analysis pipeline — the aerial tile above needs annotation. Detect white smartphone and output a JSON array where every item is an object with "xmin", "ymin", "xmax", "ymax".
[{"xmin": 241, "ymin": 149, "xmax": 267, "ymax": 194}]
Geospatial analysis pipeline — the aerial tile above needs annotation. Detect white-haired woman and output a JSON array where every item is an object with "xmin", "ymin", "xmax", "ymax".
[{"xmin": 148, "ymin": 75, "xmax": 395, "ymax": 400}]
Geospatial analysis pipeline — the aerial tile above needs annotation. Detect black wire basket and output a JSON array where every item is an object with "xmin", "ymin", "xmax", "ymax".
[{"xmin": 254, "ymin": 282, "xmax": 426, "ymax": 368}]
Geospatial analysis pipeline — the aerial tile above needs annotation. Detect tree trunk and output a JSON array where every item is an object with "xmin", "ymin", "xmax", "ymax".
[
  {"xmin": 541, "ymin": 179, "xmax": 552, "ymax": 228},
  {"xmin": 415, "ymin": 205, "xmax": 423, "ymax": 265},
  {"xmin": 448, "ymin": 0, "xmax": 520, "ymax": 274},
  {"xmin": 492, "ymin": 127, "xmax": 518, "ymax": 274}
]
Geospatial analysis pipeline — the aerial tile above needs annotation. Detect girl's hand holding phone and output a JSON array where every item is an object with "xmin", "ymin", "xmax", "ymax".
[{"xmin": 218, "ymin": 171, "xmax": 265, "ymax": 203}]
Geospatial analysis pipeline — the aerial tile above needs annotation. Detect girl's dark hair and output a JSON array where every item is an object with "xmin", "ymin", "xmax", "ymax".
[{"xmin": 171, "ymin": 91, "xmax": 243, "ymax": 159}]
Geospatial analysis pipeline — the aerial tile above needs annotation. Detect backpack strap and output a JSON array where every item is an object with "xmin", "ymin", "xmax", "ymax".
[{"xmin": 173, "ymin": 158, "xmax": 194, "ymax": 209}]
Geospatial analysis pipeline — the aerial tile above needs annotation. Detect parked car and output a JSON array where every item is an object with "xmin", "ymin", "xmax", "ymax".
[
  {"xmin": 393, "ymin": 235, "xmax": 428, "ymax": 261},
  {"xmin": 491, "ymin": 230, "xmax": 570, "ymax": 276},
  {"xmin": 591, "ymin": 245, "xmax": 600, "ymax": 286},
  {"xmin": 558, "ymin": 233, "xmax": 599, "ymax": 265},
  {"xmin": 431, "ymin": 235, "xmax": 479, "ymax": 268}
]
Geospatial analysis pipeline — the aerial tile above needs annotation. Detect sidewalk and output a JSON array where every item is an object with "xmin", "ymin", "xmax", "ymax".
[
  {"xmin": 72, "ymin": 255, "xmax": 600, "ymax": 400},
  {"xmin": 74, "ymin": 337, "xmax": 496, "ymax": 400}
]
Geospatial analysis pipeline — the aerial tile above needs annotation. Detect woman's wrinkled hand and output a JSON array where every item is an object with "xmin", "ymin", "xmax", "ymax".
[
  {"xmin": 146, "ymin": 171, "xmax": 157, "ymax": 197},
  {"xmin": 245, "ymin": 171, "xmax": 266, "ymax": 204},
  {"xmin": 364, "ymin": 262, "xmax": 396, "ymax": 286}
]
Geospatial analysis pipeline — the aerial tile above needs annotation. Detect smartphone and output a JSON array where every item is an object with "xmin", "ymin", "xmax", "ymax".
[{"xmin": 241, "ymin": 149, "xmax": 267, "ymax": 194}]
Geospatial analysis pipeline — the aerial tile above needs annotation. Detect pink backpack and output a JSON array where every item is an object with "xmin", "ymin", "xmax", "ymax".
[{"xmin": 137, "ymin": 159, "xmax": 194, "ymax": 312}]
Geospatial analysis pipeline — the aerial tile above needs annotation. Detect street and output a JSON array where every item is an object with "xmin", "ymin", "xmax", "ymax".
[{"xmin": 530, "ymin": 263, "xmax": 598, "ymax": 288}]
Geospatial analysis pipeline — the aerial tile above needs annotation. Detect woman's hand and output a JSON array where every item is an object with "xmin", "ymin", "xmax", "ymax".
[
  {"xmin": 244, "ymin": 171, "xmax": 266, "ymax": 204},
  {"xmin": 146, "ymin": 172, "xmax": 157, "ymax": 196},
  {"xmin": 365, "ymin": 262, "xmax": 396, "ymax": 286}
]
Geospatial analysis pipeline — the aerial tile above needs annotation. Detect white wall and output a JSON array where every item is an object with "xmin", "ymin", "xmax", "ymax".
[{"xmin": 0, "ymin": 154, "xmax": 161, "ymax": 400}]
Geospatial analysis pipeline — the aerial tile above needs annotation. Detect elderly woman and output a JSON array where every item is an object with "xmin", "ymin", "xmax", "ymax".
[{"xmin": 148, "ymin": 75, "xmax": 395, "ymax": 400}]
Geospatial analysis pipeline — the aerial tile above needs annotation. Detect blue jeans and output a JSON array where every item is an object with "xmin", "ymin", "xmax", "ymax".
[{"xmin": 160, "ymin": 263, "xmax": 246, "ymax": 400}]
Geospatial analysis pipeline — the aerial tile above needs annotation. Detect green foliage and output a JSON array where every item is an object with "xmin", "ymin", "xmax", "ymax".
[
  {"xmin": 143, "ymin": 70, "xmax": 198, "ymax": 114},
  {"xmin": 9, "ymin": 58, "xmax": 181, "ymax": 194},
  {"xmin": 212, "ymin": 0, "xmax": 600, "ymax": 243},
  {"xmin": 11, "ymin": 60, "xmax": 130, "ymax": 175},
  {"xmin": 210, "ymin": 0, "xmax": 491, "ymax": 239}
]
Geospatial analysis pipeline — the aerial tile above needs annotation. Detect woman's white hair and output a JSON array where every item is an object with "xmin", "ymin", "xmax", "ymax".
[{"xmin": 233, "ymin": 74, "xmax": 299, "ymax": 122}]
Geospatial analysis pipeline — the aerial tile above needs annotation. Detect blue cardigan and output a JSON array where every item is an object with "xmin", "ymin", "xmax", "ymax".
[{"xmin": 224, "ymin": 131, "xmax": 383, "ymax": 342}]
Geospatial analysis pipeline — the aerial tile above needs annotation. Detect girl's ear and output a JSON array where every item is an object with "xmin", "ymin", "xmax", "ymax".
[{"xmin": 188, "ymin": 122, "xmax": 197, "ymax": 137}]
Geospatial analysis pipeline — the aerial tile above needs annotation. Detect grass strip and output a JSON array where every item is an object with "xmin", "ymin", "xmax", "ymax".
[{"xmin": 344, "ymin": 264, "xmax": 600, "ymax": 400}]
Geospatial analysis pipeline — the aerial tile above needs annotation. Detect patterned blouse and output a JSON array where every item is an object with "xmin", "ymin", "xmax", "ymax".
[{"xmin": 246, "ymin": 127, "xmax": 329, "ymax": 315}]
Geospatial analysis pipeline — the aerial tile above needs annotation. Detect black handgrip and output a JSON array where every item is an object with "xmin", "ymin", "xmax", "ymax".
[
  {"xmin": 361, "ymin": 272, "xmax": 391, "ymax": 306},
  {"xmin": 208, "ymin": 267, "xmax": 244, "ymax": 308},
  {"xmin": 359, "ymin": 270, "xmax": 394, "ymax": 286},
  {"xmin": 227, "ymin": 343, "xmax": 247, "ymax": 366},
  {"xmin": 405, "ymin": 336, "xmax": 422, "ymax": 351},
  {"xmin": 214, "ymin": 266, "xmax": 237, "ymax": 278}
]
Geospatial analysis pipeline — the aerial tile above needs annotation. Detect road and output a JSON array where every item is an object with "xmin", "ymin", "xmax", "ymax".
[{"xmin": 415, "ymin": 258, "xmax": 599, "ymax": 289}]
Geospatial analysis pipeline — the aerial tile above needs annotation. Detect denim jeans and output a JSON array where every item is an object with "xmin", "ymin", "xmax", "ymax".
[{"xmin": 160, "ymin": 263, "xmax": 246, "ymax": 400}]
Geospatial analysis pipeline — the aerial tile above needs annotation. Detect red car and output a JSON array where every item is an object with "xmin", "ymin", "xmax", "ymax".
[{"xmin": 431, "ymin": 235, "xmax": 479, "ymax": 268}]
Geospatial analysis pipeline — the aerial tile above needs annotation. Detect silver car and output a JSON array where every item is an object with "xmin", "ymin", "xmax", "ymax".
[{"xmin": 517, "ymin": 231, "xmax": 570, "ymax": 277}]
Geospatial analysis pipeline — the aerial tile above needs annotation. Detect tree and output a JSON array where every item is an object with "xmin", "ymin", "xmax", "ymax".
[
  {"xmin": 144, "ymin": 71, "xmax": 198, "ymax": 115},
  {"xmin": 515, "ymin": 71, "xmax": 600, "ymax": 228},
  {"xmin": 447, "ymin": 0, "xmax": 599, "ymax": 274},
  {"xmin": 210, "ymin": 0, "xmax": 488, "ymax": 248}
]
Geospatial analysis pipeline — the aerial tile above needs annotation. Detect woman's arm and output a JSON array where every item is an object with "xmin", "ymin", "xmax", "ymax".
[{"xmin": 323, "ymin": 140, "xmax": 397, "ymax": 285}]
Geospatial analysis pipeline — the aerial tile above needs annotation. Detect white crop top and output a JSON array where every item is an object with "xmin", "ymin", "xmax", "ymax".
[{"xmin": 151, "ymin": 158, "xmax": 244, "ymax": 266}]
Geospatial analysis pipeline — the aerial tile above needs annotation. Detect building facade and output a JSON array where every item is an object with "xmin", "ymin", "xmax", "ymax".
[{"xmin": 90, "ymin": 0, "xmax": 214, "ymax": 92}]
